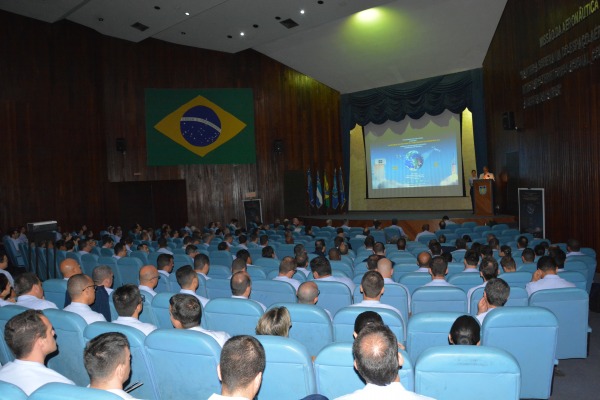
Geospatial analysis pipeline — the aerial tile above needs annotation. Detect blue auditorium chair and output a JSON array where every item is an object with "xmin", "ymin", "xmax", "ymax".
[
  {"xmin": 517, "ymin": 263, "xmax": 537, "ymax": 274},
  {"xmin": 83, "ymin": 323, "xmax": 160, "ymax": 400},
  {"xmin": 417, "ymin": 234, "xmax": 437, "ymax": 245},
  {"xmin": 266, "ymin": 269, "xmax": 307, "ymax": 282},
  {"xmin": 558, "ymin": 270, "xmax": 587, "ymax": 291},
  {"xmin": 0, "ymin": 381, "xmax": 27, "ymax": 400},
  {"xmin": 44, "ymin": 309, "xmax": 89, "ymax": 386},
  {"xmin": 254, "ymin": 257, "xmax": 281, "ymax": 273},
  {"xmin": 411, "ymin": 287, "xmax": 467, "ymax": 315},
  {"xmin": 205, "ymin": 277, "xmax": 232, "ymax": 299},
  {"xmin": 468, "ymin": 286, "xmax": 528, "ymax": 316},
  {"xmin": 65, "ymin": 251, "xmax": 82, "ymax": 265},
  {"xmin": 314, "ymin": 342, "xmax": 414, "ymax": 398},
  {"xmin": 246, "ymin": 265, "xmax": 267, "ymax": 280},
  {"xmin": 406, "ymin": 311, "xmax": 464, "ymax": 362},
  {"xmin": 498, "ymin": 271, "xmax": 532, "ymax": 289},
  {"xmin": 151, "ymin": 292, "xmax": 178, "ymax": 329},
  {"xmin": 135, "ymin": 290, "xmax": 159, "ymax": 326},
  {"xmin": 330, "ymin": 260, "xmax": 354, "ymax": 277},
  {"xmin": 392, "ymin": 264, "xmax": 419, "ymax": 283},
  {"xmin": 80, "ymin": 253, "xmax": 99, "ymax": 276},
  {"xmin": 415, "ymin": 345, "xmax": 520, "ymax": 400},
  {"xmin": 0, "ymin": 305, "xmax": 28, "ymax": 364},
  {"xmin": 529, "ymin": 287, "xmax": 590, "ymax": 359},
  {"xmin": 173, "ymin": 254, "xmax": 193, "ymax": 273},
  {"xmin": 129, "ymin": 250, "xmax": 149, "ymax": 265},
  {"xmin": 446, "ymin": 262, "xmax": 466, "ymax": 278},
  {"xmin": 250, "ymin": 280, "xmax": 296, "ymax": 308},
  {"xmin": 146, "ymin": 252, "xmax": 161, "ymax": 267},
  {"xmin": 352, "ymin": 284, "xmax": 409, "ymax": 323},
  {"xmin": 333, "ymin": 306, "xmax": 405, "ymax": 344},
  {"xmin": 398, "ymin": 273, "xmax": 432, "ymax": 295},
  {"xmin": 207, "ymin": 265, "xmax": 230, "ymax": 279},
  {"xmin": 117, "ymin": 257, "xmax": 143, "ymax": 285},
  {"xmin": 254, "ymin": 335, "xmax": 316, "ymax": 399},
  {"xmin": 481, "ymin": 306, "xmax": 558, "ymax": 399},
  {"xmin": 311, "ymin": 280, "xmax": 352, "ymax": 316},
  {"xmin": 447, "ymin": 272, "xmax": 483, "ymax": 292},
  {"xmin": 29, "ymin": 383, "xmax": 123, "ymax": 400},
  {"xmin": 145, "ymin": 329, "xmax": 221, "ymax": 400},
  {"xmin": 269, "ymin": 302, "xmax": 333, "ymax": 357},
  {"xmin": 203, "ymin": 297, "xmax": 263, "ymax": 336},
  {"xmin": 209, "ymin": 250, "xmax": 234, "ymax": 268},
  {"xmin": 42, "ymin": 279, "xmax": 68, "ymax": 309}
]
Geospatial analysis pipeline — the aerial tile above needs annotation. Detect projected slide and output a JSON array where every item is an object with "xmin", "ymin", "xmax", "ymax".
[{"xmin": 365, "ymin": 110, "xmax": 463, "ymax": 198}]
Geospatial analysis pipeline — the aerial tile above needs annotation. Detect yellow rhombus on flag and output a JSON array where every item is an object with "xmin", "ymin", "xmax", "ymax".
[{"xmin": 154, "ymin": 95, "xmax": 246, "ymax": 157}]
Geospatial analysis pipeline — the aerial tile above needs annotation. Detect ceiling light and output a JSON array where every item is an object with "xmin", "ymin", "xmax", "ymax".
[
  {"xmin": 184, "ymin": 12, "xmax": 190, "ymax": 16},
  {"xmin": 355, "ymin": 8, "xmax": 380, "ymax": 23},
  {"xmin": 240, "ymin": 32, "xmax": 245, "ymax": 36},
  {"xmin": 300, "ymin": 9, "xmax": 305, "ymax": 14}
]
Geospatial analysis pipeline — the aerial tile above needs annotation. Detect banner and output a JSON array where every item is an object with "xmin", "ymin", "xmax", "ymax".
[
  {"xmin": 315, "ymin": 171, "xmax": 323, "ymax": 208},
  {"xmin": 332, "ymin": 168, "xmax": 339, "ymax": 210},
  {"xmin": 307, "ymin": 169, "xmax": 315, "ymax": 207},
  {"xmin": 324, "ymin": 172, "xmax": 330, "ymax": 208},
  {"xmin": 339, "ymin": 167, "xmax": 346, "ymax": 209},
  {"xmin": 518, "ymin": 188, "xmax": 545, "ymax": 238},
  {"xmin": 146, "ymin": 89, "xmax": 255, "ymax": 165}
]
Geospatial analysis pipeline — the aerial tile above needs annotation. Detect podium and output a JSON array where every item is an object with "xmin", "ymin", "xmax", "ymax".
[{"xmin": 473, "ymin": 179, "xmax": 494, "ymax": 216}]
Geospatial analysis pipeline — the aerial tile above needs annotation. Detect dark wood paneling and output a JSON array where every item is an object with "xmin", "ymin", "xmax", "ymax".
[
  {"xmin": 483, "ymin": 0, "xmax": 600, "ymax": 246},
  {"xmin": 0, "ymin": 10, "xmax": 341, "ymax": 231}
]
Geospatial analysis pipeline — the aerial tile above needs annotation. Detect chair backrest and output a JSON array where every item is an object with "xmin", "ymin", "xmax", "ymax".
[
  {"xmin": 517, "ymin": 263, "xmax": 537, "ymax": 274},
  {"xmin": 415, "ymin": 345, "xmax": 520, "ymax": 400},
  {"xmin": 203, "ymin": 298, "xmax": 263, "ymax": 335},
  {"xmin": 117, "ymin": 257, "xmax": 143, "ymax": 285},
  {"xmin": 312, "ymin": 280, "xmax": 352, "ymax": 316},
  {"xmin": 81, "ymin": 253, "xmax": 99, "ymax": 276},
  {"xmin": 529, "ymin": 288, "xmax": 589, "ymax": 359},
  {"xmin": 29, "ymin": 383, "xmax": 123, "ymax": 400},
  {"xmin": 145, "ymin": 329, "xmax": 221, "ymax": 400},
  {"xmin": 330, "ymin": 260, "xmax": 354, "ymax": 277},
  {"xmin": 276, "ymin": 243, "xmax": 296, "ymax": 258},
  {"xmin": 154, "ymin": 272, "xmax": 172, "ymax": 293},
  {"xmin": 137, "ymin": 290, "xmax": 159, "ymax": 326},
  {"xmin": 481, "ymin": 306, "xmax": 558, "ymax": 399},
  {"xmin": 246, "ymin": 265, "xmax": 267, "ymax": 280},
  {"xmin": 34, "ymin": 247, "xmax": 49, "ymax": 281},
  {"xmin": 468, "ymin": 286, "xmax": 528, "ymax": 315},
  {"xmin": 269, "ymin": 302, "xmax": 333, "ymax": 357},
  {"xmin": 447, "ymin": 272, "xmax": 484, "ymax": 293},
  {"xmin": 0, "ymin": 380, "xmax": 28, "ymax": 400},
  {"xmin": 498, "ymin": 271, "xmax": 532, "ymax": 289},
  {"xmin": 314, "ymin": 343, "xmax": 414, "ymax": 398},
  {"xmin": 406, "ymin": 311, "xmax": 464, "ymax": 361},
  {"xmin": 83, "ymin": 322, "xmax": 160, "ymax": 400},
  {"xmin": 250, "ymin": 280, "xmax": 297, "ymax": 308},
  {"xmin": 392, "ymin": 264, "xmax": 419, "ymax": 283},
  {"xmin": 42, "ymin": 279, "xmax": 67, "ymax": 309},
  {"xmin": 352, "ymin": 284, "xmax": 410, "ymax": 323},
  {"xmin": 565, "ymin": 255, "xmax": 596, "ymax": 292},
  {"xmin": 0, "ymin": 305, "xmax": 29, "ymax": 364},
  {"xmin": 557, "ymin": 270, "xmax": 587, "ymax": 291},
  {"xmin": 205, "ymin": 278, "xmax": 232, "ymax": 299},
  {"xmin": 253, "ymin": 257, "xmax": 280, "ymax": 272},
  {"xmin": 209, "ymin": 250, "xmax": 234, "ymax": 268},
  {"xmin": 195, "ymin": 273, "xmax": 208, "ymax": 298},
  {"xmin": 207, "ymin": 264, "xmax": 231, "ymax": 279},
  {"xmin": 66, "ymin": 251, "xmax": 82, "ymax": 265},
  {"xmin": 173, "ymin": 254, "xmax": 193, "ymax": 272},
  {"xmin": 99, "ymin": 248, "xmax": 113, "ymax": 257},
  {"xmin": 333, "ymin": 306, "xmax": 405, "ymax": 344},
  {"xmin": 129, "ymin": 250, "xmax": 149, "ymax": 265},
  {"xmin": 398, "ymin": 273, "xmax": 432, "ymax": 295},
  {"xmin": 44, "ymin": 309, "xmax": 89, "ymax": 386},
  {"xmin": 255, "ymin": 335, "xmax": 316, "ymax": 400},
  {"xmin": 411, "ymin": 286, "xmax": 467, "ymax": 315},
  {"xmin": 151, "ymin": 292, "xmax": 178, "ymax": 329}
]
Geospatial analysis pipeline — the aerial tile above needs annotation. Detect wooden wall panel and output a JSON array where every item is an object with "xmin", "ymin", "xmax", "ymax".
[
  {"xmin": 483, "ymin": 0, "xmax": 600, "ymax": 246},
  {"xmin": 0, "ymin": 10, "xmax": 341, "ymax": 231}
]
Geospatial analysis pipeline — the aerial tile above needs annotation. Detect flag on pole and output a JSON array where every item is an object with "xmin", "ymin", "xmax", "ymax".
[
  {"xmin": 307, "ymin": 169, "xmax": 315, "ymax": 207},
  {"xmin": 339, "ymin": 167, "xmax": 346, "ymax": 209},
  {"xmin": 324, "ymin": 171, "xmax": 330, "ymax": 208},
  {"xmin": 332, "ymin": 168, "xmax": 339, "ymax": 210},
  {"xmin": 315, "ymin": 171, "xmax": 323, "ymax": 208}
]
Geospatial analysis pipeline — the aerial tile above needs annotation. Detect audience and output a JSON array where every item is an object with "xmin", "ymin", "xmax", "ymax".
[
  {"xmin": 476, "ymin": 278, "xmax": 510, "ymax": 324},
  {"xmin": 415, "ymin": 252, "xmax": 431, "ymax": 272},
  {"xmin": 177, "ymin": 265, "xmax": 209, "ymax": 307},
  {"xmin": 194, "ymin": 253, "xmax": 211, "ymax": 279},
  {"xmin": 526, "ymin": 255, "xmax": 576, "ymax": 296},
  {"xmin": 310, "ymin": 256, "xmax": 355, "ymax": 292},
  {"xmin": 351, "ymin": 271, "xmax": 403, "ymax": 317},
  {"xmin": 449, "ymin": 315, "xmax": 481, "ymax": 345},
  {"xmin": 157, "ymin": 253, "xmax": 174, "ymax": 278},
  {"xmin": 15, "ymin": 272, "xmax": 58, "ymax": 310},
  {"xmin": 255, "ymin": 306, "xmax": 291, "ymax": 337},
  {"xmin": 63, "ymin": 274, "xmax": 107, "ymax": 324},
  {"xmin": 170, "ymin": 293, "xmax": 230, "ymax": 347},
  {"xmin": 230, "ymin": 271, "xmax": 266, "ymax": 311},
  {"xmin": 273, "ymin": 256, "xmax": 301, "ymax": 291},
  {"xmin": 138, "ymin": 265, "xmax": 160, "ymax": 297},
  {"xmin": 424, "ymin": 257, "xmax": 454, "ymax": 287},
  {"xmin": 112, "ymin": 284, "xmax": 157, "ymax": 335}
]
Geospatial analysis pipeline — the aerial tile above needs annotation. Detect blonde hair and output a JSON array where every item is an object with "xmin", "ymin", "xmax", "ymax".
[{"xmin": 255, "ymin": 306, "xmax": 291, "ymax": 337}]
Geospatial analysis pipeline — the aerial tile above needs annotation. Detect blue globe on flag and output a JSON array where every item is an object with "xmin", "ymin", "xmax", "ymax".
[
  {"xmin": 180, "ymin": 106, "xmax": 222, "ymax": 147},
  {"xmin": 404, "ymin": 150, "xmax": 424, "ymax": 171}
]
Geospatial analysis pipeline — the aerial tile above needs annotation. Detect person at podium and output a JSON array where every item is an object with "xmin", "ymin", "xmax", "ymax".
[{"xmin": 479, "ymin": 166, "xmax": 495, "ymax": 181}]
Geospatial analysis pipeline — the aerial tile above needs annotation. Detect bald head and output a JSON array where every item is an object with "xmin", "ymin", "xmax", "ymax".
[
  {"xmin": 139, "ymin": 265, "xmax": 159, "ymax": 288},
  {"xmin": 376, "ymin": 258, "xmax": 393, "ymax": 279},
  {"xmin": 67, "ymin": 274, "xmax": 94, "ymax": 304},
  {"xmin": 60, "ymin": 258, "xmax": 82, "ymax": 279},
  {"xmin": 417, "ymin": 252, "xmax": 431, "ymax": 268},
  {"xmin": 297, "ymin": 281, "xmax": 319, "ymax": 304}
]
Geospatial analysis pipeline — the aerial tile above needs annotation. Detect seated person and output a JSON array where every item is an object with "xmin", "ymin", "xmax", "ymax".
[
  {"xmin": 310, "ymin": 256, "xmax": 355, "ymax": 292},
  {"xmin": 449, "ymin": 315, "xmax": 480, "ymax": 345},
  {"xmin": 273, "ymin": 256, "xmax": 301, "ymax": 291},
  {"xmin": 255, "ymin": 306, "xmax": 291, "ymax": 337},
  {"xmin": 170, "ymin": 293, "xmax": 230, "ymax": 347},
  {"xmin": 476, "ymin": 278, "xmax": 510, "ymax": 324},
  {"xmin": 138, "ymin": 265, "xmax": 159, "ymax": 297},
  {"xmin": 63, "ymin": 274, "xmax": 107, "ymax": 324},
  {"xmin": 230, "ymin": 271, "xmax": 266, "ymax": 311},
  {"xmin": 15, "ymin": 272, "xmax": 58, "ymax": 310},
  {"xmin": 112, "ymin": 284, "xmax": 157, "ymax": 335},
  {"xmin": 351, "ymin": 271, "xmax": 402, "ymax": 317},
  {"xmin": 424, "ymin": 257, "xmax": 455, "ymax": 287},
  {"xmin": 415, "ymin": 252, "xmax": 431, "ymax": 273},
  {"xmin": 84, "ymin": 332, "xmax": 138, "ymax": 399},
  {"xmin": 297, "ymin": 281, "xmax": 331, "ymax": 319},
  {"xmin": 0, "ymin": 310, "xmax": 74, "ymax": 394},
  {"xmin": 526, "ymin": 255, "xmax": 576, "ymax": 296},
  {"xmin": 0, "ymin": 274, "xmax": 15, "ymax": 306},
  {"xmin": 500, "ymin": 256, "xmax": 516, "ymax": 273},
  {"xmin": 177, "ymin": 265, "xmax": 209, "ymax": 307}
]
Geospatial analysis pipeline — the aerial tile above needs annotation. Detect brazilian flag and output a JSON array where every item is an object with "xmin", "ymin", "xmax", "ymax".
[{"xmin": 146, "ymin": 89, "xmax": 256, "ymax": 165}]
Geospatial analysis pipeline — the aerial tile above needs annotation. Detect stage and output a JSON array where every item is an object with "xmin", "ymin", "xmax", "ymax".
[{"xmin": 300, "ymin": 210, "xmax": 517, "ymax": 241}]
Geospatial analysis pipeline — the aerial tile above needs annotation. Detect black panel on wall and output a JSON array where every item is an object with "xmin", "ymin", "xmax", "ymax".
[{"xmin": 283, "ymin": 170, "xmax": 306, "ymax": 218}]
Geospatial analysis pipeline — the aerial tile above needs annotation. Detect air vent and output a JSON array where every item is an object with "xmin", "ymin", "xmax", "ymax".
[
  {"xmin": 279, "ymin": 18, "xmax": 299, "ymax": 29},
  {"xmin": 131, "ymin": 22, "xmax": 149, "ymax": 32}
]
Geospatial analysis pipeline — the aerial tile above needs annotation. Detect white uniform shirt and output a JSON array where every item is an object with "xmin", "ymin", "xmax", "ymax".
[
  {"xmin": 335, "ymin": 382, "xmax": 434, "ymax": 400},
  {"xmin": 273, "ymin": 276, "xmax": 301, "ymax": 291},
  {"xmin": 0, "ymin": 359, "xmax": 75, "ymax": 395},
  {"xmin": 63, "ymin": 302, "xmax": 107, "ymax": 324},
  {"xmin": 526, "ymin": 274, "xmax": 576, "ymax": 296},
  {"xmin": 188, "ymin": 326, "xmax": 231, "ymax": 347},
  {"xmin": 112, "ymin": 316, "xmax": 157, "ymax": 336},
  {"xmin": 423, "ymin": 279, "xmax": 455, "ymax": 287},
  {"xmin": 138, "ymin": 285, "xmax": 157, "ymax": 297},
  {"xmin": 316, "ymin": 275, "xmax": 355, "ymax": 292},
  {"xmin": 180, "ymin": 289, "xmax": 209, "ymax": 307},
  {"xmin": 350, "ymin": 300, "xmax": 403, "ymax": 319},
  {"xmin": 231, "ymin": 295, "xmax": 266, "ymax": 311},
  {"xmin": 16, "ymin": 295, "xmax": 58, "ymax": 310}
]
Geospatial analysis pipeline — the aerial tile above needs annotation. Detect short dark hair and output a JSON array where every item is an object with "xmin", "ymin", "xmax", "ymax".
[
  {"xmin": 84, "ymin": 332, "xmax": 129, "ymax": 382},
  {"xmin": 366, "ymin": 254, "xmax": 382, "ymax": 271},
  {"xmin": 0, "ymin": 274, "xmax": 9, "ymax": 296},
  {"xmin": 517, "ymin": 236, "xmax": 529, "ymax": 248},
  {"xmin": 373, "ymin": 242, "xmax": 385, "ymax": 254},
  {"xmin": 484, "ymin": 278, "xmax": 510, "ymax": 307},
  {"xmin": 236, "ymin": 249, "xmax": 251, "ymax": 263},
  {"xmin": 479, "ymin": 245, "xmax": 493, "ymax": 258},
  {"xmin": 429, "ymin": 242, "xmax": 442, "ymax": 256},
  {"xmin": 354, "ymin": 311, "xmax": 383, "ymax": 335},
  {"xmin": 567, "ymin": 238, "xmax": 581, "ymax": 252},
  {"xmin": 364, "ymin": 236, "xmax": 375, "ymax": 248},
  {"xmin": 361, "ymin": 271, "xmax": 384, "ymax": 298},
  {"xmin": 500, "ymin": 245, "xmax": 512, "ymax": 256},
  {"xmin": 295, "ymin": 253, "xmax": 308, "ymax": 268},
  {"xmin": 157, "ymin": 237, "xmax": 168, "ymax": 247},
  {"xmin": 533, "ymin": 244, "xmax": 545, "ymax": 256},
  {"xmin": 500, "ymin": 256, "xmax": 516, "ymax": 272},
  {"xmin": 521, "ymin": 248, "xmax": 535, "ymax": 262},
  {"xmin": 113, "ymin": 242, "xmax": 125, "ymax": 255},
  {"xmin": 157, "ymin": 253, "xmax": 174, "ymax": 270},
  {"xmin": 537, "ymin": 255, "xmax": 557, "ymax": 272},
  {"xmin": 186, "ymin": 245, "xmax": 198, "ymax": 255},
  {"xmin": 396, "ymin": 238, "xmax": 406, "ymax": 250},
  {"xmin": 310, "ymin": 256, "xmax": 332, "ymax": 276},
  {"xmin": 194, "ymin": 253, "xmax": 210, "ymax": 270},
  {"xmin": 449, "ymin": 315, "xmax": 480, "ymax": 345},
  {"xmin": 176, "ymin": 265, "xmax": 196, "ymax": 288},
  {"xmin": 5, "ymin": 309, "xmax": 47, "ymax": 358},
  {"xmin": 315, "ymin": 239, "xmax": 326, "ymax": 251},
  {"xmin": 113, "ymin": 284, "xmax": 143, "ymax": 317},
  {"xmin": 294, "ymin": 244, "xmax": 306, "ymax": 256},
  {"xmin": 549, "ymin": 247, "xmax": 566, "ymax": 267},
  {"xmin": 455, "ymin": 238, "xmax": 467, "ymax": 249},
  {"xmin": 261, "ymin": 246, "xmax": 275, "ymax": 258},
  {"xmin": 479, "ymin": 257, "xmax": 499, "ymax": 280},
  {"xmin": 92, "ymin": 265, "xmax": 113, "ymax": 285},
  {"xmin": 259, "ymin": 235, "xmax": 269, "ymax": 245},
  {"xmin": 217, "ymin": 242, "xmax": 228, "ymax": 251},
  {"xmin": 67, "ymin": 273, "xmax": 91, "ymax": 298},
  {"xmin": 353, "ymin": 324, "xmax": 399, "ymax": 386},
  {"xmin": 170, "ymin": 293, "xmax": 201, "ymax": 328},
  {"xmin": 231, "ymin": 258, "xmax": 247, "ymax": 274},
  {"xmin": 220, "ymin": 335, "xmax": 266, "ymax": 392},
  {"xmin": 430, "ymin": 256, "xmax": 447, "ymax": 277},
  {"xmin": 14, "ymin": 272, "xmax": 40, "ymax": 296},
  {"xmin": 464, "ymin": 250, "xmax": 479, "ymax": 266},
  {"xmin": 278, "ymin": 256, "xmax": 296, "ymax": 274}
]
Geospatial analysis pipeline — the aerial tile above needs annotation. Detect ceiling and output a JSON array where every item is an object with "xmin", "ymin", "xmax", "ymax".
[{"xmin": 0, "ymin": 0, "xmax": 507, "ymax": 94}]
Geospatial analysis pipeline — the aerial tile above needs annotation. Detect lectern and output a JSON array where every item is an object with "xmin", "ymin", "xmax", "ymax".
[{"xmin": 473, "ymin": 179, "xmax": 493, "ymax": 216}]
